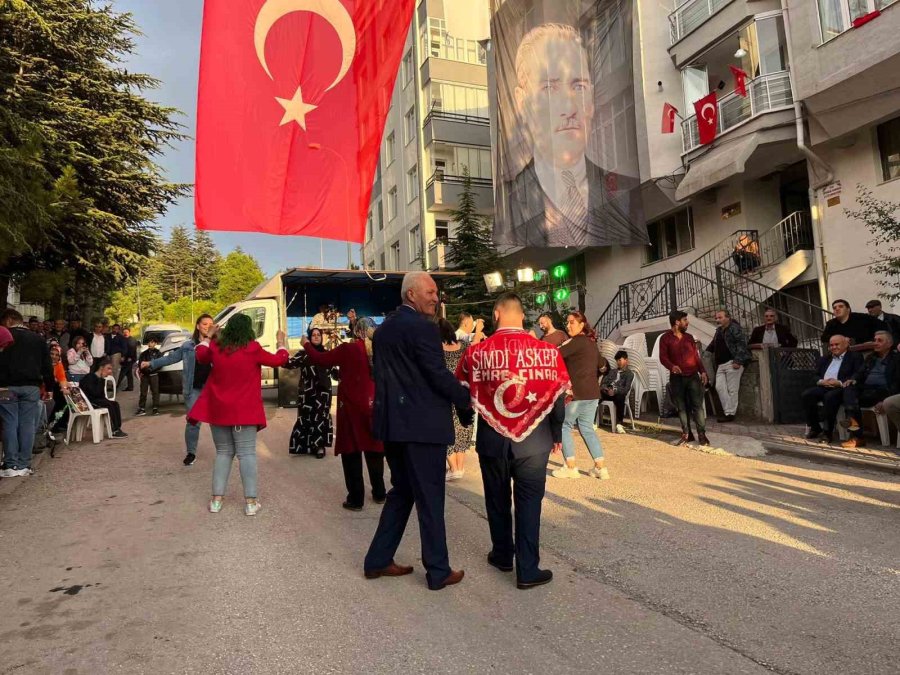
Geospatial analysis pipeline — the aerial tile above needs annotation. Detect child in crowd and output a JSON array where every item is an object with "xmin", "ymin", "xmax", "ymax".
[{"xmin": 137, "ymin": 338, "xmax": 162, "ymax": 416}]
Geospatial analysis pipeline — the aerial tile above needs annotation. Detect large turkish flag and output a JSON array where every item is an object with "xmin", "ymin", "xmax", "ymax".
[
  {"xmin": 693, "ymin": 91, "xmax": 719, "ymax": 146},
  {"xmin": 195, "ymin": 0, "xmax": 415, "ymax": 243}
]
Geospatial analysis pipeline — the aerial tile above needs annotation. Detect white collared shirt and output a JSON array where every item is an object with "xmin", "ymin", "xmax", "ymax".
[
  {"xmin": 762, "ymin": 325, "xmax": 779, "ymax": 346},
  {"xmin": 90, "ymin": 333, "xmax": 106, "ymax": 359},
  {"xmin": 823, "ymin": 353, "xmax": 844, "ymax": 381},
  {"xmin": 534, "ymin": 155, "xmax": 589, "ymax": 213}
]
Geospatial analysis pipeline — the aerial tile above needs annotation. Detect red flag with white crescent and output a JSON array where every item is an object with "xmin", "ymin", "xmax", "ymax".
[
  {"xmin": 729, "ymin": 66, "xmax": 748, "ymax": 97},
  {"xmin": 661, "ymin": 102, "xmax": 678, "ymax": 134},
  {"xmin": 694, "ymin": 92, "xmax": 718, "ymax": 146},
  {"xmin": 195, "ymin": 0, "xmax": 415, "ymax": 243},
  {"xmin": 456, "ymin": 329, "xmax": 570, "ymax": 442}
]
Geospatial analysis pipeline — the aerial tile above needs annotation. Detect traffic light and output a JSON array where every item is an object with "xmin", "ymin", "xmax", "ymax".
[
  {"xmin": 553, "ymin": 287, "xmax": 571, "ymax": 302},
  {"xmin": 551, "ymin": 263, "xmax": 569, "ymax": 280}
]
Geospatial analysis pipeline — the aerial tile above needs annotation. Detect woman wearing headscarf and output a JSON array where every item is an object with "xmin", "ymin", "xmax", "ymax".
[
  {"xmin": 552, "ymin": 310, "xmax": 611, "ymax": 481},
  {"xmin": 285, "ymin": 327, "xmax": 334, "ymax": 458},
  {"xmin": 188, "ymin": 314, "xmax": 289, "ymax": 516},
  {"xmin": 301, "ymin": 317, "xmax": 386, "ymax": 510}
]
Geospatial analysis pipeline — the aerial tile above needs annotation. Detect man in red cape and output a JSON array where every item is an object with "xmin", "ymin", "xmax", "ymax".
[{"xmin": 456, "ymin": 293, "xmax": 569, "ymax": 589}]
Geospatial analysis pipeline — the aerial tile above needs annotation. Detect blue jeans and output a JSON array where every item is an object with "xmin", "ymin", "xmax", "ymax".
[
  {"xmin": 211, "ymin": 425, "xmax": 258, "ymax": 499},
  {"xmin": 185, "ymin": 388, "xmax": 202, "ymax": 454},
  {"xmin": 561, "ymin": 399, "xmax": 604, "ymax": 462},
  {"xmin": 0, "ymin": 386, "xmax": 41, "ymax": 470}
]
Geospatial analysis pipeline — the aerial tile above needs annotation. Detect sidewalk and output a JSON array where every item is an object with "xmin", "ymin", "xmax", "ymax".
[{"xmin": 626, "ymin": 413, "xmax": 900, "ymax": 474}]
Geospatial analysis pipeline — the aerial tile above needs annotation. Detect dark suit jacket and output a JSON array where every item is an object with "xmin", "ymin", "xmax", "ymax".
[
  {"xmin": 814, "ymin": 351, "xmax": 864, "ymax": 382},
  {"xmin": 748, "ymin": 323, "xmax": 798, "ymax": 348},
  {"xmin": 371, "ymin": 305, "xmax": 471, "ymax": 446},
  {"xmin": 850, "ymin": 350, "xmax": 900, "ymax": 395},
  {"xmin": 475, "ymin": 395, "xmax": 565, "ymax": 460},
  {"xmin": 497, "ymin": 159, "xmax": 647, "ymax": 248},
  {"xmin": 879, "ymin": 312, "xmax": 900, "ymax": 344}
]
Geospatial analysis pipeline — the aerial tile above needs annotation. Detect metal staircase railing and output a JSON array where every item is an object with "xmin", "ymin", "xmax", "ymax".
[{"xmin": 593, "ymin": 212, "xmax": 817, "ymax": 339}]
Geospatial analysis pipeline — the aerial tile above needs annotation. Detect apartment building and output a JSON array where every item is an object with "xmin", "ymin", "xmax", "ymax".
[
  {"xmin": 571, "ymin": 0, "xmax": 900, "ymax": 344},
  {"xmin": 362, "ymin": 0, "xmax": 492, "ymax": 272}
]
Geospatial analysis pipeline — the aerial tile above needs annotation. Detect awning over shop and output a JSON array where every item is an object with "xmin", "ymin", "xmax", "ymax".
[{"xmin": 675, "ymin": 134, "xmax": 759, "ymax": 201}]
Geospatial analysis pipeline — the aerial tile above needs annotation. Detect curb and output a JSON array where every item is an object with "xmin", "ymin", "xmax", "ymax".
[{"xmin": 763, "ymin": 441, "xmax": 900, "ymax": 475}]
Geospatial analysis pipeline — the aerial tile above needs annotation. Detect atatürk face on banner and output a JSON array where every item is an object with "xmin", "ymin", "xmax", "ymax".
[{"xmin": 515, "ymin": 30, "xmax": 594, "ymax": 170}]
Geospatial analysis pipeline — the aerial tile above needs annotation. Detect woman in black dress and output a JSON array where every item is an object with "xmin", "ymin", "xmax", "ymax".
[{"xmin": 286, "ymin": 327, "xmax": 333, "ymax": 458}]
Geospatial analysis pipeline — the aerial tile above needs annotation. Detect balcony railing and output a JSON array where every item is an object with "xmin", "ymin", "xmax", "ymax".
[
  {"xmin": 681, "ymin": 71, "xmax": 793, "ymax": 152},
  {"xmin": 427, "ymin": 237, "xmax": 455, "ymax": 271},
  {"xmin": 669, "ymin": 0, "xmax": 735, "ymax": 43},
  {"xmin": 425, "ymin": 172, "xmax": 493, "ymax": 189},
  {"xmin": 423, "ymin": 110, "xmax": 490, "ymax": 127}
]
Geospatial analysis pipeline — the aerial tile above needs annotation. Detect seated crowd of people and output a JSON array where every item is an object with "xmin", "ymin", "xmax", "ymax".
[{"xmin": 0, "ymin": 310, "xmax": 133, "ymax": 478}]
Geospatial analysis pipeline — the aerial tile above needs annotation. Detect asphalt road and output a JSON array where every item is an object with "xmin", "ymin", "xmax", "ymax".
[{"xmin": 0, "ymin": 391, "xmax": 897, "ymax": 674}]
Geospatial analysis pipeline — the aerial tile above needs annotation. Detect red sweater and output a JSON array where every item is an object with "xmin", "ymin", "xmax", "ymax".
[
  {"xmin": 188, "ymin": 339, "xmax": 289, "ymax": 429},
  {"xmin": 659, "ymin": 330, "xmax": 706, "ymax": 377}
]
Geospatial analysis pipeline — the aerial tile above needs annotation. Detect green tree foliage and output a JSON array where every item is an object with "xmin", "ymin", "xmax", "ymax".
[
  {"xmin": 0, "ymin": 0, "xmax": 186, "ymax": 299},
  {"xmin": 105, "ymin": 277, "xmax": 166, "ymax": 326},
  {"xmin": 163, "ymin": 297, "xmax": 218, "ymax": 327},
  {"xmin": 847, "ymin": 186, "xmax": 900, "ymax": 302},
  {"xmin": 445, "ymin": 169, "xmax": 505, "ymax": 320},
  {"xmin": 215, "ymin": 249, "xmax": 266, "ymax": 307},
  {"xmin": 154, "ymin": 225, "xmax": 195, "ymax": 301},
  {"xmin": 192, "ymin": 230, "xmax": 222, "ymax": 300}
]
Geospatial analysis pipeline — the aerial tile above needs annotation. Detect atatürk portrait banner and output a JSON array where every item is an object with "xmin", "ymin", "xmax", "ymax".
[{"xmin": 491, "ymin": 0, "xmax": 648, "ymax": 249}]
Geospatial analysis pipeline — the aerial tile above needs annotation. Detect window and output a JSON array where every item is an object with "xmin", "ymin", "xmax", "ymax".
[
  {"xmin": 406, "ymin": 165, "xmax": 419, "ymax": 202},
  {"xmin": 418, "ymin": 17, "xmax": 489, "ymax": 66},
  {"xmin": 387, "ymin": 187, "xmax": 398, "ymax": 221},
  {"xmin": 239, "ymin": 307, "xmax": 266, "ymax": 338},
  {"xmin": 366, "ymin": 211, "xmax": 373, "ymax": 241},
  {"xmin": 379, "ymin": 252, "xmax": 386, "ymax": 269},
  {"xmin": 442, "ymin": 146, "xmax": 492, "ymax": 180},
  {"xmin": 401, "ymin": 50, "xmax": 414, "ymax": 87},
  {"xmin": 404, "ymin": 107, "xmax": 416, "ymax": 145},
  {"xmin": 390, "ymin": 241, "xmax": 401, "ymax": 269},
  {"xmin": 877, "ymin": 116, "xmax": 900, "ymax": 181},
  {"xmin": 817, "ymin": 0, "xmax": 895, "ymax": 41},
  {"xmin": 385, "ymin": 132, "xmax": 396, "ymax": 165},
  {"xmin": 645, "ymin": 208, "xmax": 694, "ymax": 264},
  {"xmin": 408, "ymin": 225, "xmax": 422, "ymax": 260},
  {"xmin": 427, "ymin": 82, "xmax": 489, "ymax": 118},
  {"xmin": 435, "ymin": 220, "xmax": 450, "ymax": 242},
  {"xmin": 376, "ymin": 199, "xmax": 384, "ymax": 231}
]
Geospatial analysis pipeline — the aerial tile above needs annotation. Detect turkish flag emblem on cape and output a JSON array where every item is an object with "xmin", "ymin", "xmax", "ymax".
[
  {"xmin": 456, "ymin": 329, "xmax": 570, "ymax": 443},
  {"xmin": 195, "ymin": 0, "xmax": 415, "ymax": 243},
  {"xmin": 694, "ymin": 91, "xmax": 719, "ymax": 146}
]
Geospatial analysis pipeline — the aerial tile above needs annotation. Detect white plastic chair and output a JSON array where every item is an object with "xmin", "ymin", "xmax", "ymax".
[
  {"xmin": 599, "ymin": 374, "xmax": 636, "ymax": 432},
  {"xmin": 623, "ymin": 333, "xmax": 648, "ymax": 357},
  {"xmin": 104, "ymin": 375, "xmax": 117, "ymax": 401},
  {"xmin": 835, "ymin": 405, "xmax": 890, "ymax": 445},
  {"xmin": 64, "ymin": 386, "xmax": 112, "ymax": 445}
]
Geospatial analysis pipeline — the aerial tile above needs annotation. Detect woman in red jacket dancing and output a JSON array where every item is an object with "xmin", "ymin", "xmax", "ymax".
[
  {"xmin": 189, "ymin": 313, "xmax": 289, "ymax": 516},
  {"xmin": 301, "ymin": 316, "xmax": 385, "ymax": 511}
]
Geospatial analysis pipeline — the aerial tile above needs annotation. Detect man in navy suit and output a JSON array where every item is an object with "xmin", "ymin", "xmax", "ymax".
[
  {"xmin": 458, "ymin": 293, "xmax": 567, "ymax": 589},
  {"xmin": 364, "ymin": 272, "xmax": 473, "ymax": 591},
  {"xmin": 801, "ymin": 335, "xmax": 864, "ymax": 443}
]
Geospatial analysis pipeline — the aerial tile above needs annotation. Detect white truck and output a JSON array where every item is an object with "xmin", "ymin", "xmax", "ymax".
[{"xmin": 211, "ymin": 267, "xmax": 462, "ymax": 406}]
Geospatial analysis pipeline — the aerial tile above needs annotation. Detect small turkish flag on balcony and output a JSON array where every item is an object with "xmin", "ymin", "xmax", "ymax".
[
  {"xmin": 662, "ymin": 103, "xmax": 678, "ymax": 134},
  {"xmin": 729, "ymin": 66, "xmax": 748, "ymax": 97},
  {"xmin": 694, "ymin": 92, "xmax": 718, "ymax": 146},
  {"xmin": 195, "ymin": 0, "xmax": 416, "ymax": 243}
]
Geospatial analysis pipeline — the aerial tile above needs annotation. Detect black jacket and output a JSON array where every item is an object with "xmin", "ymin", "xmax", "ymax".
[
  {"xmin": 814, "ymin": 351, "xmax": 864, "ymax": 382},
  {"xmin": 475, "ymin": 396, "xmax": 565, "ymax": 460},
  {"xmin": 108, "ymin": 333, "xmax": 127, "ymax": 356},
  {"xmin": 0, "ymin": 326, "xmax": 54, "ymax": 389},
  {"xmin": 79, "ymin": 372, "xmax": 108, "ymax": 406},
  {"xmin": 371, "ymin": 305, "xmax": 472, "ymax": 446},
  {"xmin": 601, "ymin": 368, "xmax": 635, "ymax": 396},
  {"xmin": 139, "ymin": 347, "xmax": 162, "ymax": 367},
  {"xmin": 748, "ymin": 323, "xmax": 798, "ymax": 348},
  {"xmin": 821, "ymin": 313, "xmax": 886, "ymax": 346},
  {"xmin": 850, "ymin": 350, "xmax": 900, "ymax": 395}
]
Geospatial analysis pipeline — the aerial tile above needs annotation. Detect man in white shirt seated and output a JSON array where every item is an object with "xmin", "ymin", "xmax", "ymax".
[
  {"xmin": 800, "ymin": 335, "xmax": 864, "ymax": 443},
  {"xmin": 495, "ymin": 23, "xmax": 646, "ymax": 248}
]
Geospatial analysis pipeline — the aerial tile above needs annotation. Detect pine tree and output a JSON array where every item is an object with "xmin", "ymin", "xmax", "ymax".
[
  {"xmin": 191, "ymin": 230, "xmax": 222, "ymax": 300},
  {"xmin": 445, "ymin": 169, "xmax": 504, "ymax": 321},
  {"xmin": 155, "ymin": 226, "xmax": 195, "ymax": 301},
  {"xmin": 215, "ymin": 248, "xmax": 266, "ymax": 307}
]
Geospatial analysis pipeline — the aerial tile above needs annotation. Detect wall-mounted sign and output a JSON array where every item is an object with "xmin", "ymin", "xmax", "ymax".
[{"xmin": 823, "ymin": 181, "xmax": 842, "ymax": 199}]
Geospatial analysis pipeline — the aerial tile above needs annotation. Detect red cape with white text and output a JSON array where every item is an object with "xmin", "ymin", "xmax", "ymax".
[
  {"xmin": 195, "ymin": 0, "xmax": 415, "ymax": 242},
  {"xmin": 456, "ymin": 329, "xmax": 570, "ymax": 442}
]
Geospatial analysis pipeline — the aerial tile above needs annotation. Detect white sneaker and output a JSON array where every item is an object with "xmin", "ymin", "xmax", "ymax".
[
  {"xmin": 16, "ymin": 467, "xmax": 34, "ymax": 477},
  {"xmin": 589, "ymin": 467, "xmax": 611, "ymax": 480},
  {"xmin": 244, "ymin": 501, "xmax": 262, "ymax": 517},
  {"xmin": 0, "ymin": 468, "xmax": 18, "ymax": 478},
  {"xmin": 615, "ymin": 424, "xmax": 626, "ymax": 434},
  {"xmin": 551, "ymin": 465, "xmax": 581, "ymax": 479},
  {"xmin": 209, "ymin": 499, "xmax": 223, "ymax": 513}
]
